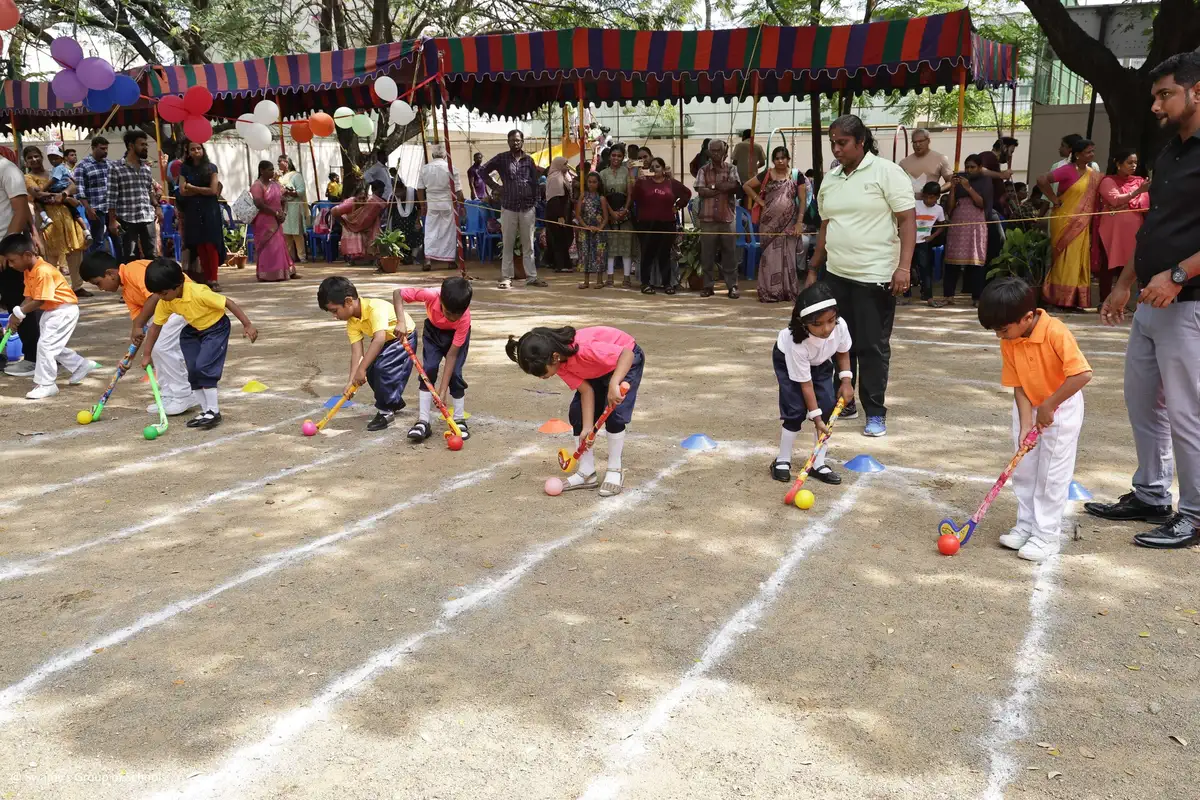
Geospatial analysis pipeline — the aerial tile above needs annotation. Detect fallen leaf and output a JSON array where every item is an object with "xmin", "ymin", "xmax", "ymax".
[
  {"xmin": 253, "ymin": 533, "xmax": 264, "ymax": 538},
  {"xmin": 1125, "ymin": 770, "xmax": 1136, "ymax": 776},
  {"xmin": 1138, "ymin": 631, "xmax": 1150, "ymax": 638},
  {"xmin": 1126, "ymin": 664, "xmax": 1141, "ymax": 671},
  {"xmin": 1169, "ymin": 735, "xmax": 1188, "ymax": 748},
  {"xmin": 604, "ymin": 690, "xmax": 617, "ymax": 698},
  {"xmin": 951, "ymin": 664, "xmax": 960, "ymax": 669},
  {"xmin": 952, "ymin": 726, "xmax": 962, "ymax": 732},
  {"xmin": 886, "ymin": 627, "xmax": 894, "ymax": 635},
  {"xmin": 173, "ymin": 679, "xmax": 185, "ymax": 686},
  {"xmin": 1048, "ymin": 771, "xmax": 1062, "ymax": 780},
  {"xmin": 1048, "ymin": 749, "xmax": 1061, "ymax": 756},
  {"xmin": 1097, "ymin": 609, "xmax": 1109, "ymax": 616},
  {"xmin": 1078, "ymin": 747, "xmax": 1096, "ymax": 759},
  {"xmin": 1036, "ymin": 742, "xmax": 1052, "ymax": 749},
  {"xmin": 92, "ymin": 647, "xmax": 104, "ymax": 654},
  {"xmin": 1183, "ymin": 609, "xmax": 1197, "ymax": 614},
  {"xmin": 798, "ymin": 761, "xmax": 813, "ymax": 766},
  {"xmin": 1026, "ymin": 766, "xmax": 1040, "ymax": 771},
  {"xmin": 482, "ymin": 562, "xmax": 494, "ymax": 568}
]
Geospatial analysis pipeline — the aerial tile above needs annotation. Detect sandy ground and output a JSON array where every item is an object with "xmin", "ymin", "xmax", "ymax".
[{"xmin": 0, "ymin": 260, "xmax": 1196, "ymax": 800}]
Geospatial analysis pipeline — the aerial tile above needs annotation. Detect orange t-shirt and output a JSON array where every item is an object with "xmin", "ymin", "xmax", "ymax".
[
  {"xmin": 1000, "ymin": 311, "xmax": 1092, "ymax": 407},
  {"xmin": 118, "ymin": 260, "xmax": 155, "ymax": 318},
  {"xmin": 24, "ymin": 258, "xmax": 77, "ymax": 312}
]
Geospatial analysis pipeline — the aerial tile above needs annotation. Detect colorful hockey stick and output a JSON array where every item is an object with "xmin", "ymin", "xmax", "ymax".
[
  {"xmin": 938, "ymin": 427, "xmax": 1041, "ymax": 545},
  {"xmin": 316, "ymin": 385, "xmax": 359, "ymax": 431},
  {"xmin": 783, "ymin": 398, "xmax": 847, "ymax": 506},
  {"xmin": 83, "ymin": 337, "xmax": 142, "ymax": 423},
  {"xmin": 558, "ymin": 382, "xmax": 630, "ymax": 472}
]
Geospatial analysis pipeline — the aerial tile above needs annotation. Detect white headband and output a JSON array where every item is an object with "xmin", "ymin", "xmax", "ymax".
[{"xmin": 800, "ymin": 298, "xmax": 837, "ymax": 317}]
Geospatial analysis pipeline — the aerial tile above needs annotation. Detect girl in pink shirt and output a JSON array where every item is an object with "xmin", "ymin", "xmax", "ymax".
[{"xmin": 506, "ymin": 325, "xmax": 643, "ymax": 496}]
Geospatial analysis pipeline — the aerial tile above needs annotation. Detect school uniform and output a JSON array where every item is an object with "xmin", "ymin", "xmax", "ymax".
[
  {"xmin": 119, "ymin": 260, "xmax": 193, "ymax": 409},
  {"xmin": 400, "ymin": 287, "xmax": 470, "ymax": 399},
  {"xmin": 346, "ymin": 298, "xmax": 416, "ymax": 413},
  {"xmin": 556, "ymin": 326, "xmax": 644, "ymax": 435},
  {"xmin": 773, "ymin": 318, "xmax": 852, "ymax": 429},
  {"xmin": 154, "ymin": 281, "xmax": 231, "ymax": 390},
  {"xmin": 24, "ymin": 259, "xmax": 89, "ymax": 388}
]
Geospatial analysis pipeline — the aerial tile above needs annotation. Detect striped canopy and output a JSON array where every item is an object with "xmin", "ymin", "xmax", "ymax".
[
  {"xmin": 1, "ymin": 69, "xmax": 153, "ymax": 133},
  {"xmin": 428, "ymin": 10, "xmax": 1017, "ymax": 116}
]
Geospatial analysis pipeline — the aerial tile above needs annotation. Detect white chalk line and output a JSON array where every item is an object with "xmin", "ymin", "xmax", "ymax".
[
  {"xmin": 148, "ymin": 450, "xmax": 707, "ymax": 800},
  {"xmin": 0, "ymin": 431, "xmax": 393, "ymax": 583},
  {"xmin": 0, "ymin": 447, "xmax": 539, "ymax": 724},
  {"xmin": 577, "ymin": 478, "xmax": 870, "ymax": 800}
]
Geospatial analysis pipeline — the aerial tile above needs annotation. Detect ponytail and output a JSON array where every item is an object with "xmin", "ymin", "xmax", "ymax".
[{"xmin": 507, "ymin": 326, "xmax": 580, "ymax": 376}]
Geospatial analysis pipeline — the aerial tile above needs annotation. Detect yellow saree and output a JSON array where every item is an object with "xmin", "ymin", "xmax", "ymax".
[{"xmin": 1043, "ymin": 166, "xmax": 1100, "ymax": 308}]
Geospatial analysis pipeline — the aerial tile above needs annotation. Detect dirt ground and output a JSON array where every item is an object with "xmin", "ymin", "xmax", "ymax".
[{"xmin": 0, "ymin": 260, "xmax": 1196, "ymax": 800}]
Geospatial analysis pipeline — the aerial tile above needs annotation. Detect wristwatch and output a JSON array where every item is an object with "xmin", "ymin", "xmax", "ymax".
[{"xmin": 1170, "ymin": 265, "xmax": 1189, "ymax": 285}]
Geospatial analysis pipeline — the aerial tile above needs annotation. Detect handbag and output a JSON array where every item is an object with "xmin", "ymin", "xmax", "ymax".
[{"xmin": 230, "ymin": 189, "xmax": 257, "ymax": 224}]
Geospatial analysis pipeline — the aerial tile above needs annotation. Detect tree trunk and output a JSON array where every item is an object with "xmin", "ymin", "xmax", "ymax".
[
  {"xmin": 809, "ymin": 0, "xmax": 824, "ymax": 187},
  {"xmin": 319, "ymin": 0, "xmax": 335, "ymax": 51},
  {"xmin": 704, "ymin": 0, "xmax": 712, "ymax": 30},
  {"xmin": 332, "ymin": 0, "xmax": 349, "ymax": 50}
]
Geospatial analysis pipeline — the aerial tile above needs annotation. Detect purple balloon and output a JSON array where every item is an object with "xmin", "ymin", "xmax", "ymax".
[
  {"xmin": 52, "ymin": 69, "xmax": 88, "ymax": 104},
  {"xmin": 50, "ymin": 37, "xmax": 83, "ymax": 69},
  {"xmin": 76, "ymin": 57, "xmax": 116, "ymax": 91},
  {"xmin": 111, "ymin": 74, "xmax": 140, "ymax": 107}
]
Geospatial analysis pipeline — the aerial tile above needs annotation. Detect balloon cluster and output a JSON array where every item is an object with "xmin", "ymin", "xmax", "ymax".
[
  {"xmin": 49, "ymin": 37, "xmax": 140, "ymax": 112},
  {"xmin": 234, "ymin": 100, "xmax": 282, "ymax": 150},
  {"xmin": 374, "ymin": 76, "xmax": 416, "ymax": 128},
  {"xmin": 158, "ymin": 86, "xmax": 215, "ymax": 143}
]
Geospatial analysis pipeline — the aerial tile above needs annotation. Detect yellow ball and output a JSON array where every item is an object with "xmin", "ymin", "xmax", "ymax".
[
  {"xmin": 76, "ymin": 409, "xmax": 93, "ymax": 425},
  {"xmin": 793, "ymin": 489, "xmax": 815, "ymax": 510}
]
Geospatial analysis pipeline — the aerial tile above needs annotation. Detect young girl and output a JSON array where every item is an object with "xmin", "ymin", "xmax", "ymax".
[
  {"xmin": 506, "ymin": 326, "xmax": 643, "ymax": 496},
  {"xmin": 772, "ymin": 282, "xmax": 855, "ymax": 484},
  {"xmin": 575, "ymin": 171, "xmax": 610, "ymax": 290}
]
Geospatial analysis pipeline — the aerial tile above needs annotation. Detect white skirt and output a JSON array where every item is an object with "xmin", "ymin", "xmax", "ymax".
[{"xmin": 423, "ymin": 209, "xmax": 458, "ymax": 262}]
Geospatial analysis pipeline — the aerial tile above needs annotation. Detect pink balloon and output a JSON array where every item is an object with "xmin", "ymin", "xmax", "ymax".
[
  {"xmin": 52, "ymin": 70, "xmax": 88, "ymax": 104},
  {"xmin": 182, "ymin": 85, "xmax": 212, "ymax": 116},
  {"xmin": 183, "ymin": 116, "xmax": 213, "ymax": 144},
  {"xmin": 158, "ymin": 95, "xmax": 188, "ymax": 124},
  {"xmin": 76, "ymin": 57, "xmax": 116, "ymax": 91},
  {"xmin": 50, "ymin": 37, "xmax": 83, "ymax": 69}
]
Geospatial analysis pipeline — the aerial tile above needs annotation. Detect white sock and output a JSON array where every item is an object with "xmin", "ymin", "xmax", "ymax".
[
  {"xmin": 607, "ymin": 257, "xmax": 615, "ymax": 275},
  {"xmin": 607, "ymin": 430, "xmax": 625, "ymax": 470},
  {"xmin": 419, "ymin": 390, "xmax": 432, "ymax": 422},
  {"xmin": 778, "ymin": 427, "xmax": 797, "ymax": 463},
  {"xmin": 452, "ymin": 395, "xmax": 465, "ymax": 418},
  {"xmin": 624, "ymin": 260, "xmax": 634, "ymax": 277},
  {"xmin": 567, "ymin": 449, "xmax": 596, "ymax": 487},
  {"xmin": 812, "ymin": 440, "xmax": 828, "ymax": 470},
  {"xmin": 201, "ymin": 387, "xmax": 219, "ymax": 413}
]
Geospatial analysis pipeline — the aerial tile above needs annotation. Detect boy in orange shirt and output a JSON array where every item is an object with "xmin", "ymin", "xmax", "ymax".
[
  {"xmin": 978, "ymin": 277, "xmax": 1092, "ymax": 562},
  {"xmin": 0, "ymin": 232, "xmax": 95, "ymax": 400},
  {"xmin": 81, "ymin": 251, "xmax": 197, "ymax": 415}
]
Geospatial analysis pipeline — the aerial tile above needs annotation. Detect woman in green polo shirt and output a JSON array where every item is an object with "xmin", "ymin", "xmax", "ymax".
[{"xmin": 808, "ymin": 115, "xmax": 917, "ymax": 438}]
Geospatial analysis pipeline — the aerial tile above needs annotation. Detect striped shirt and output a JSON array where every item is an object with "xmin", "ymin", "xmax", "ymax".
[
  {"xmin": 73, "ymin": 155, "xmax": 111, "ymax": 212},
  {"xmin": 106, "ymin": 158, "xmax": 156, "ymax": 223}
]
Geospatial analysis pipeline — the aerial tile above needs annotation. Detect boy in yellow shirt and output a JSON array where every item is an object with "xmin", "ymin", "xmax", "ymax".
[
  {"xmin": 141, "ymin": 258, "xmax": 257, "ymax": 430},
  {"xmin": 317, "ymin": 276, "xmax": 416, "ymax": 431},
  {"xmin": 80, "ymin": 251, "xmax": 197, "ymax": 415},
  {"xmin": 1, "ymin": 232, "xmax": 96, "ymax": 400},
  {"xmin": 978, "ymin": 277, "xmax": 1092, "ymax": 562}
]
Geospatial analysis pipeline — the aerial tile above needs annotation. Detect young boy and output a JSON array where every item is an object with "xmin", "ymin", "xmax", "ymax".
[
  {"xmin": 318, "ymin": 276, "xmax": 416, "ymax": 432},
  {"xmin": 44, "ymin": 145, "xmax": 74, "ymax": 194},
  {"xmin": 392, "ymin": 276, "xmax": 473, "ymax": 442},
  {"xmin": 914, "ymin": 181, "xmax": 946, "ymax": 306},
  {"xmin": 141, "ymin": 258, "xmax": 257, "ymax": 430},
  {"xmin": 0, "ymin": 232, "xmax": 96, "ymax": 399},
  {"xmin": 978, "ymin": 277, "xmax": 1092, "ymax": 562},
  {"xmin": 80, "ymin": 251, "xmax": 197, "ymax": 415}
]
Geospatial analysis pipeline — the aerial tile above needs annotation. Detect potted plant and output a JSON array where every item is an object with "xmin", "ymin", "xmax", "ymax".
[
  {"xmin": 987, "ymin": 227, "xmax": 1052, "ymax": 301},
  {"xmin": 223, "ymin": 226, "xmax": 247, "ymax": 269},
  {"xmin": 676, "ymin": 228, "xmax": 705, "ymax": 290},
  {"xmin": 374, "ymin": 228, "xmax": 410, "ymax": 273}
]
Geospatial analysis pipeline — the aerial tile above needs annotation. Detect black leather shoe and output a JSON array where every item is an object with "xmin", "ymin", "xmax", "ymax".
[
  {"xmin": 809, "ymin": 464, "xmax": 842, "ymax": 485},
  {"xmin": 770, "ymin": 458, "xmax": 791, "ymax": 483},
  {"xmin": 1084, "ymin": 491, "xmax": 1174, "ymax": 523},
  {"xmin": 700, "ymin": 288, "xmax": 715, "ymax": 298},
  {"xmin": 1133, "ymin": 514, "xmax": 1200, "ymax": 549}
]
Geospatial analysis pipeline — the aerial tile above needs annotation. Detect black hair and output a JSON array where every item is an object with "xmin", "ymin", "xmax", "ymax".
[
  {"xmin": 505, "ymin": 326, "xmax": 579, "ymax": 376},
  {"xmin": 978, "ymin": 276, "xmax": 1037, "ymax": 330},
  {"xmin": 741, "ymin": 129, "xmax": 752, "ymax": 140},
  {"xmin": 1061, "ymin": 133, "xmax": 1083, "ymax": 149},
  {"xmin": 21, "ymin": 145, "xmax": 40, "ymax": 159},
  {"xmin": 507, "ymin": 129, "xmax": 523, "ymax": 139},
  {"xmin": 964, "ymin": 153, "xmax": 982, "ymax": 168},
  {"xmin": 921, "ymin": 181, "xmax": 941, "ymax": 196},
  {"xmin": 369, "ymin": 180, "xmax": 385, "ymax": 196},
  {"xmin": 609, "ymin": 143, "xmax": 626, "ymax": 156},
  {"xmin": 1070, "ymin": 138, "xmax": 1094, "ymax": 158},
  {"xmin": 770, "ymin": 145, "xmax": 790, "ymax": 162},
  {"xmin": 1014, "ymin": 181, "xmax": 1027, "ymax": 192},
  {"xmin": 257, "ymin": 159, "xmax": 274, "ymax": 177},
  {"xmin": 0, "ymin": 231, "xmax": 35, "ymax": 256},
  {"xmin": 584, "ymin": 171, "xmax": 602, "ymax": 192},
  {"xmin": 277, "ymin": 155, "xmax": 296, "ymax": 171},
  {"xmin": 374, "ymin": 149, "xmax": 387, "ymax": 163},
  {"xmin": 1148, "ymin": 51, "xmax": 1200, "ymax": 89},
  {"xmin": 90, "ymin": 135, "xmax": 108, "ymax": 148},
  {"xmin": 650, "ymin": 156, "xmax": 667, "ymax": 171},
  {"xmin": 1030, "ymin": 185, "xmax": 1044, "ymax": 200},
  {"xmin": 440, "ymin": 276, "xmax": 472, "ymax": 315},
  {"xmin": 788, "ymin": 282, "xmax": 838, "ymax": 344},
  {"xmin": 184, "ymin": 141, "xmax": 210, "ymax": 167},
  {"xmin": 124, "ymin": 129, "xmax": 148, "ymax": 148},
  {"xmin": 328, "ymin": 172, "xmax": 339, "ymax": 180},
  {"xmin": 804, "ymin": 169, "xmax": 814, "ymax": 177},
  {"xmin": 317, "ymin": 275, "xmax": 357, "ymax": 309},
  {"xmin": 64, "ymin": 148, "xmax": 76, "ymax": 157},
  {"xmin": 80, "ymin": 250, "xmax": 121, "ymax": 281},
  {"xmin": 144, "ymin": 258, "xmax": 186, "ymax": 292},
  {"xmin": 829, "ymin": 114, "xmax": 878, "ymax": 156},
  {"xmin": 994, "ymin": 136, "xmax": 1019, "ymax": 150},
  {"xmin": 1108, "ymin": 147, "xmax": 1138, "ymax": 175}
]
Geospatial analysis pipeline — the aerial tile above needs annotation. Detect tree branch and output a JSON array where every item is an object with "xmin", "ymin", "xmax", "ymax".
[{"xmin": 1019, "ymin": 0, "xmax": 1126, "ymax": 88}]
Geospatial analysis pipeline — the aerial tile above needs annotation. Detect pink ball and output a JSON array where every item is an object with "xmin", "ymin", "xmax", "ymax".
[
  {"xmin": 544, "ymin": 477, "xmax": 564, "ymax": 497},
  {"xmin": 301, "ymin": 420, "xmax": 318, "ymax": 437}
]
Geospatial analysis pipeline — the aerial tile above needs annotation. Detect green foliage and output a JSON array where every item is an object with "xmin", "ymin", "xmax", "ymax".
[
  {"xmin": 224, "ymin": 226, "xmax": 247, "ymax": 255},
  {"xmin": 987, "ymin": 227, "xmax": 1052, "ymax": 288},
  {"xmin": 676, "ymin": 229, "xmax": 704, "ymax": 284},
  {"xmin": 374, "ymin": 227, "xmax": 411, "ymax": 258}
]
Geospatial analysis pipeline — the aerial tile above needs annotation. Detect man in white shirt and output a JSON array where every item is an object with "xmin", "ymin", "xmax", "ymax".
[
  {"xmin": 898, "ymin": 128, "xmax": 953, "ymax": 199},
  {"xmin": 416, "ymin": 144, "xmax": 465, "ymax": 270},
  {"xmin": 362, "ymin": 150, "xmax": 392, "ymax": 201},
  {"xmin": 0, "ymin": 153, "xmax": 38, "ymax": 376}
]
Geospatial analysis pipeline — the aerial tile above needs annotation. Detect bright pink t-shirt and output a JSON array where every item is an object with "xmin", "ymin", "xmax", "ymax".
[
  {"xmin": 400, "ymin": 287, "xmax": 471, "ymax": 346},
  {"xmin": 556, "ymin": 326, "xmax": 636, "ymax": 390}
]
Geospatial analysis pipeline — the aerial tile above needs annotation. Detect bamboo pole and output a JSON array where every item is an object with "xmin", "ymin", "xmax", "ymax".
[
  {"xmin": 748, "ymin": 76, "xmax": 760, "ymax": 181},
  {"xmin": 152, "ymin": 103, "xmax": 170, "ymax": 201},
  {"xmin": 10, "ymin": 111, "xmax": 22, "ymax": 155},
  {"xmin": 1009, "ymin": 47, "xmax": 1019, "ymax": 137},
  {"xmin": 278, "ymin": 108, "xmax": 286, "ymax": 157},
  {"xmin": 435, "ymin": 62, "xmax": 468, "ymax": 279},
  {"xmin": 953, "ymin": 68, "xmax": 967, "ymax": 172},
  {"xmin": 577, "ymin": 78, "xmax": 586, "ymax": 174},
  {"xmin": 677, "ymin": 80, "xmax": 685, "ymax": 179}
]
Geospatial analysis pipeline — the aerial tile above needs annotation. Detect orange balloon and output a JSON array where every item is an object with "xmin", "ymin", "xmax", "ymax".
[
  {"xmin": 291, "ymin": 121, "xmax": 314, "ymax": 143},
  {"xmin": 0, "ymin": 0, "xmax": 20, "ymax": 32},
  {"xmin": 309, "ymin": 112, "xmax": 334, "ymax": 138}
]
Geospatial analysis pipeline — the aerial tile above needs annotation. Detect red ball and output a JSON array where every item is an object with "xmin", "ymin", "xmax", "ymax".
[
  {"xmin": 446, "ymin": 435, "xmax": 464, "ymax": 451},
  {"xmin": 937, "ymin": 534, "xmax": 961, "ymax": 556}
]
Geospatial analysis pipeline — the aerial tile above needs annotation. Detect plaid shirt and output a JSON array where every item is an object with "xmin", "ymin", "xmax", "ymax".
[
  {"xmin": 481, "ymin": 151, "xmax": 539, "ymax": 212},
  {"xmin": 73, "ymin": 156, "xmax": 111, "ymax": 213},
  {"xmin": 694, "ymin": 162, "xmax": 740, "ymax": 224},
  {"xmin": 106, "ymin": 158, "xmax": 156, "ymax": 223}
]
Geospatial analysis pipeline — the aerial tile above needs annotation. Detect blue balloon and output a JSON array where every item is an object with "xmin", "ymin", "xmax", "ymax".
[
  {"xmin": 85, "ymin": 86, "xmax": 116, "ymax": 113},
  {"xmin": 111, "ymin": 74, "xmax": 140, "ymax": 107}
]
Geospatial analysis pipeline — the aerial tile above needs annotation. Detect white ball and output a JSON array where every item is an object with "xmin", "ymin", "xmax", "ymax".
[
  {"xmin": 333, "ymin": 106, "xmax": 355, "ymax": 129},
  {"xmin": 374, "ymin": 75, "xmax": 398, "ymax": 103},
  {"xmin": 253, "ymin": 99, "xmax": 280, "ymax": 127},
  {"xmin": 389, "ymin": 100, "xmax": 415, "ymax": 127}
]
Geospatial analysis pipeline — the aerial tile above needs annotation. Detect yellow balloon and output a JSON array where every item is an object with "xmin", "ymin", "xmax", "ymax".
[{"xmin": 793, "ymin": 489, "xmax": 815, "ymax": 510}]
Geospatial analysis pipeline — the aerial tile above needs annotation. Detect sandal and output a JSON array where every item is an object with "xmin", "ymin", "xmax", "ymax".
[
  {"xmin": 594, "ymin": 282, "xmax": 606, "ymax": 290},
  {"xmin": 562, "ymin": 472, "xmax": 598, "ymax": 491},
  {"xmin": 810, "ymin": 464, "xmax": 842, "ymax": 485},
  {"xmin": 770, "ymin": 458, "xmax": 791, "ymax": 483},
  {"xmin": 604, "ymin": 277, "xmax": 614, "ymax": 287},
  {"xmin": 665, "ymin": 286, "xmax": 676, "ymax": 295},
  {"xmin": 641, "ymin": 285, "xmax": 656, "ymax": 295},
  {"xmin": 407, "ymin": 420, "xmax": 432, "ymax": 442},
  {"xmin": 598, "ymin": 468, "xmax": 625, "ymax": 497},
  {"xmin": 578, "ymin": 282, "xmax": 591, "ymax": 290},
  {"xmin": 622, "ymin": 277, "xmax": 633, "ymax": 289}
]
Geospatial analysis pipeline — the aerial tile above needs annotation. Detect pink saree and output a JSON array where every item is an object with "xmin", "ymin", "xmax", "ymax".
[{"xmin": 251, "ymin": 179, "xmax": 292, "ymax": 282}]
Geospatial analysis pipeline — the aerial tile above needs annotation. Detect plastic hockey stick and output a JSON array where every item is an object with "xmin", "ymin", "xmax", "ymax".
[
  {"xmin": 939, "ymin": 427, "xmax": 1041, "ymax": 546},
  {"xmin": 558, "ymin": 382, "xmax": 630, "ymax": 472},
  {"xmin": 0, "ymin": 329, "xmax": 11, "ymax": 363},
  {"xmin": 399, "ymin": 332, "xmax": 463, "ymax": 440},
  {"xmin": 783, "ymin": 397, "xmax": 846, "ymax": 506},
  {"xmin": 145, "ymin": 365, "xmax": 169, "ymax": 435},
  {"xmin": 316, "ymin": 385, "xmax": 359, "ymax": 431},
  {"xmin": 89, "ymin": 337, "xmax": 142, "ymax": 421}
]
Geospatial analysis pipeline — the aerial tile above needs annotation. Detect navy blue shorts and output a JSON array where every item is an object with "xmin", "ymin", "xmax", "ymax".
[
  {"xmin": 179, "ymin": 314, "xmax": 230, "ymax": 390},
  {"xmin": 773, "ymin": 345, "xmax": 835, "ymax": 430},
  {"xmin": 569, "ymin": 344, "xmax": 645, "ymax": 435},
  {"xmin": 417, "ymin": 319, "xmax": 469, "ymax": 399},
  {"xmin": 367, "ymin": 331, "xmax": 416, "ymax": 412}
]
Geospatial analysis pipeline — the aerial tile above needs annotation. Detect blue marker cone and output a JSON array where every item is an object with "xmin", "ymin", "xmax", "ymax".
[
  {"xmin": 1068, "ymin": 480, "xmax": 1093, "ymax": 501},
  {"xmin": 324, "ymin": 395, "xmax": 357, "ymax": 410},
  {"xmin": 681, "ymin": 433, "xmax": 718, "ymax": 451},
  {"xmin": 845, "ymin": 454, "xmax": 886, "ymax": 473}
]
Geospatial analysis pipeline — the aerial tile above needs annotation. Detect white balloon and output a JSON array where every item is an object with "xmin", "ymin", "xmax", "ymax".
[
  {"xmin": 243, "ymin": 122, "xmax": 273, "ymax": 150},
  {"xmin": 374, "ymin": 75, "xmax": 398, "ymax": 103},
  {"xmin": 351, "ymin": 113, "xmax": 374, "ymax": 138},
  {"xmin": 234, "ymin": 115, "xmax": 256, "ymax": 138},
  {"xmin": 389, "ymin": 100, "xmax": 415, "ymax": 127},
  {"xmin": 253, "ymin": 99, "xmax": 280, "ymax": 127},
  {"xmin": 333, "ymin": 106, "xmax": 355, "ymax": 129}
]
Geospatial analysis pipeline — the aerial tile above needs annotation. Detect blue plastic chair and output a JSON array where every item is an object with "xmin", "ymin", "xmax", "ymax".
[
  {"xmin": 463, "ymin": 201, "xmax": 500, "ymax": 261},
  {"xmin": 160, "ymin": 203, "xmax": 182, "ymax": 260},
  {"xmin": 933, "ymin": 244, "xmax": 945, "ymax": 282},
  {"xmin": 245, "ymin": 228, "xmax": 255, "ymax": 263},
  {"xmin": 734, "ymin": 206, "xmax": 761, "ymax": 280},
  {"xmin": 307, "ymin": 201, "xmax": 336, "ymax": 262}
]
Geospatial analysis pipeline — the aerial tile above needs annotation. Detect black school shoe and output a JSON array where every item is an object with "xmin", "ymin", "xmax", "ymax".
[
  {"xmin": 1084, "ymin": 491, "xmax": 1174, "ymax": 524},
  {"xmin": 367, "ymin": 411, "xmax": 394, "ymax": 431},
  {"xmin": 840, "ymin": 401, "xmax": 859, "ymax": 420},
  {"xmin": 1133, "ymin": 513, "xmax": 1200, "ymax": 549},
  {"xmin": 809, "ymin": 464, "xmax": 842, "ymax": 485},
  {"xmin": 455, "ymin": 420, "xmax": 470, "ymax": 441},
  {"xmin": 770, "ymin": 458, "xmax": 791, "ymax": 482},
  {"xmin": 186, "ymin": 410, "xmax": 222, "ymax": 430}
]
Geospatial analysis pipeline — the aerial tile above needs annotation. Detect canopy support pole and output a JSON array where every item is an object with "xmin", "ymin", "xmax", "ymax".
[
  {"xmin": 1010, "ymin": 47, "xmax": 1019, "ymax": 137},
  {"xmin": 278, "ymin": 109, "xmax": 286, "ymax": 157},
  {"xmin": 577, "ymin": 78, "xmax": 586, "ymax": 174},
  {"xmin": 748, "ymin": 75, "xmax": 760, "ymax": 182},
  {"xmin": 435, "ymin": 64, "xmax": 469, "ymax": 280},
  {"xmin": 152, "ymin": 103, "xmax": 170, "ymax": 201},
  {"xmin": 953, "ymin": 67, "xmax": 967, "ymax": 172},
  {"xmin": 308, "ymin": 142, "xmax": 320, "ymax": 203},
  {"xmin": 10, "ymin": 111, "xmax": 22, "ymax": 156}
]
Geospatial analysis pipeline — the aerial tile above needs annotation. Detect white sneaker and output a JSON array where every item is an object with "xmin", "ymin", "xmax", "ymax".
[
  {"xmin": 4, "ymin": 360, "xmax": 35, "ymax": 377},
  {"xmin": 68, "ymin": 360, "xmax": 100, "ymax": 385},
  {"xmin": 26, "ymin": 383, "xmax": 59, "ymax": 400},
  {"xmin": 148, "ymin": 398, "xmax": 196, "ymax": 416},
  {"xmin": 998, "ymin": 528, "xmax": 1032, "ymax": 551},
  {"xmin": 1018, "ymin": 535, "xmax": 1055, "ymax": 563}
]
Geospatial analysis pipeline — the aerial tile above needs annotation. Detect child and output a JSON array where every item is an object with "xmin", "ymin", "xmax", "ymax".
[
  {"xmin": 391, "ymin": 276, "xmax": 472, "ymax": 441},
  {"xmin": 80, "ymin": 251, "xmax": 197, "ymax": 416},
  {"xmin": 142, "ymin": 258, "xmax": 257, "ymax": 430},
  {"xmin": 574, "ymin": 171, "xmax": 610, "ymax": 290},
  {"xmin": 318, "ymin": 276, "xmax": 416, "ymax": 432},
  {"xmin": 44, "ymin": 145, "xmax": 73, "ymax": 193},
  {"xmin": 506, "ymin": 325, "xmax": 643, "ymax": 496},
  {"xmin": 978, "ymin": 277, "xmax": 1091, "ymax": 562},
  {"xmin": 0, "ymin": 232, "xmax": 95, "ymax": 399},
  {"xmin": 771, "ymin": 282, "xmax": 854, "ymax": 484},
  {"xmin": 914, "ymin": 181, "xmax": 946, "ymax": 306}
]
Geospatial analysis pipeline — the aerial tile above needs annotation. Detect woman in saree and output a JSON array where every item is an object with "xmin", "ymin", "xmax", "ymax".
[
  {"xmin": 332, "ymin": 181, "xmax": 387, "ymax": 263},
  {"xmin": 249, "ymin": 159, "xmax": 293, "ymax": 282},
  {"xmin": 277, "ymin": 155, "xmax": 308, "ymax": 272},
  {"xmin": 743, "ymin": 145, "xmax": 804, "ymax": 303},
  {"xmin": 1037, "ymin": 138, "xmax": 1101, "ymax": 310},
  {"xmin": 23, "ymin": 145, "xmax": 88, "ymax": 294}
]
